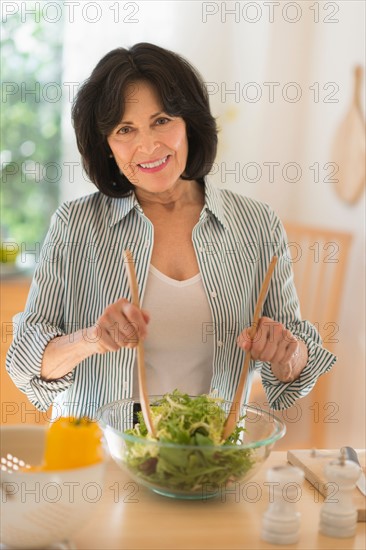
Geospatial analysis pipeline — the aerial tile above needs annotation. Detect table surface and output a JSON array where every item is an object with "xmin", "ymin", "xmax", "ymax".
[{"xmin": 73, "ymin": 451, "xmax": 366, "ymax": 550}]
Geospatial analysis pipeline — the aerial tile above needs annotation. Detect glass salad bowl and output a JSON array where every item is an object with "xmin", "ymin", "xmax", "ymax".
[{"xmin": 98, "ymin": 392, "xmax": 286, "ymax": 500}]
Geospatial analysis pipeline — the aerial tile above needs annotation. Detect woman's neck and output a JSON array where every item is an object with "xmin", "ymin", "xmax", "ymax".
[{"xmin": 134, "ymin": 179, "xmax": 204, "ymax": 212}]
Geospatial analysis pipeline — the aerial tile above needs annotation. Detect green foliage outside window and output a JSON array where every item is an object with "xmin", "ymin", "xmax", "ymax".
[{"xmin": 1, "ymin": 11, "xmax": 63, "ymax": 251}]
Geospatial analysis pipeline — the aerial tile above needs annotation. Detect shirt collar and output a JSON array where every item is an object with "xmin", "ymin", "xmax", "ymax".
[
  {"xmin": 202, "ymin": 177, "xmax": 229, "ymax": 231},
  {"xmin": 108, "ymin": 191, "xmax": 142, "ymax": 227},
  {"xmin": 107, "ymin": 178, "xmax": 229, "ymax": 230}
]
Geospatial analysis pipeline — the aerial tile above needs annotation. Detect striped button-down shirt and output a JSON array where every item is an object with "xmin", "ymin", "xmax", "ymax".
[{"xmin": 6, "ymin": 178, "xmax": 336, "ymax": 418}]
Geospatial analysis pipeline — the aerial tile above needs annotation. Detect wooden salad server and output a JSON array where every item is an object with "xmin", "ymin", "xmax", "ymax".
[
  {"xmin": 222, "ymin": 256, "xmax": 278, "ymax": 440},
  {"xmin": 123, "ymin": 250, "xmax": 156, "ymax": 437}
]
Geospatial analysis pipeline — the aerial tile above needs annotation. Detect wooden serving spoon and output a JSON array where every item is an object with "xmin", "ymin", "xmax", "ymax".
[
  {"xmin": 123, "ymin": 250, "xmax": 156, "ymax": 437},
  {"xmin": 332, "ymin": 65, "xmax": 366, "ymax": 205},
  {"xmin": 222, "ymin": 256, "xmax": 278, "ymax": 440}
]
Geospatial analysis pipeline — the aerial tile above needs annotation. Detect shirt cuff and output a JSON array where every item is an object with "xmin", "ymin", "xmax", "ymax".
[
  {"xmin": 7, "ymin": 322, "xmax": 75, "ymax": 411},
  {"xmin": 27, "ymin": 372, "xmax": 75, "ymax": 412},
  {"xmin": 260, "ymin": 335, "xmax": 337, "ymax": 410}
]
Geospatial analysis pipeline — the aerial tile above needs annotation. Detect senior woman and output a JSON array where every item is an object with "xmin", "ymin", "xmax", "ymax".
[{"xmin": 6, "ymin": 43, "xmax": 336, "ymax": 419}]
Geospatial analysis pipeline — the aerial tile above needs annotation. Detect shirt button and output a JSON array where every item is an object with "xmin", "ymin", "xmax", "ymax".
[
  {"xmin": 145, "ymin": 241, "xmax": 150, "ymax": 248},
  {"xmin": 217, "ymin": 340, "xmax": 224, "ymax": 347},
  {"xmin": 210, "ymin": 290, "xmax": 217, "ymax": 298}
]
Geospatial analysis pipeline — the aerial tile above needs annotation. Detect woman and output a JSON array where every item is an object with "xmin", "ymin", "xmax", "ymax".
[{"xmin": 6, "ymin": 43, "xmax": 336, "ymax": 419}]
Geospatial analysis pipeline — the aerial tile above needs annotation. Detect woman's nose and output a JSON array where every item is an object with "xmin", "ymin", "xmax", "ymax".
[{"xmin": 137, "ymin": 129, "xmax": 159, "ymax": 155}]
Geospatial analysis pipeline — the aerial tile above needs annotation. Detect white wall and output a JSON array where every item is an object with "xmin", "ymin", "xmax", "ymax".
[{"xmin": 61, "ymin": 1, "xmax": 365, "ymax": 446}]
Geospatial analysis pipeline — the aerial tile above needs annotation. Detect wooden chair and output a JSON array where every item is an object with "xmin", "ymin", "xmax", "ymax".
[
  {"xmin": 283, "ymin": 222, "xmax": 353, "ymax": 347},
  {"xmin": 248, "ymin": 222, "xmax": 353, "ymax": 448}
]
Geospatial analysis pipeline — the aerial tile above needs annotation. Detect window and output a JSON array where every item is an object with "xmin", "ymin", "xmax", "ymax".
[{"xmin": 1, "ymin": 8, "xmax": 63, "ymax": 267}]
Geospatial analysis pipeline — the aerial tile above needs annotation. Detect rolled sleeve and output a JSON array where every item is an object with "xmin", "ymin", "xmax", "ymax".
[
  {"xmin": 260, "ymin": 335, "xmax": 336, "ymax": 410},
  {"xmin": 7, "ymin": 316, "xmax": 74, "ymax": 411},
  {"xmin": 27, "ymin": 373, "xmax": 74, "ymax": 412},
  {"xmin": 6, "ymin": 205, "xmax": 75, "ymax": 411}
]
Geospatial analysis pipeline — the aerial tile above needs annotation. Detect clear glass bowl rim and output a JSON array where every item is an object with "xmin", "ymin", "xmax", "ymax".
[{"xmin": 97, "ymin": 398, "xmax": 286, "ymax": 451}]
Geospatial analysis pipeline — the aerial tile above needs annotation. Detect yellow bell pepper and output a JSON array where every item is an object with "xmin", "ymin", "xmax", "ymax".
[{"xmin": 41, "ymin": 416, "xmax": 103, "ymax": 470}]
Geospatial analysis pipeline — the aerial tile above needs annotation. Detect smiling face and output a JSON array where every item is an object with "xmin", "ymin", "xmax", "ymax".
[{"xmin": 107, "ymin": 81, "xmax": 189, "ymax": 198}]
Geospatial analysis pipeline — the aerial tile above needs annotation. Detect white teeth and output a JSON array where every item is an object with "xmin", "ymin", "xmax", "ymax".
[{"xmin": 139, "ymin": 156, "xmax": 168, "ymax": 169}]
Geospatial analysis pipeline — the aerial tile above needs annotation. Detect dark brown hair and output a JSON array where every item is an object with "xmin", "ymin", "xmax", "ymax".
[{"xmin": 72, "ymin": 42, "xmax": 218, "ymax": 197}]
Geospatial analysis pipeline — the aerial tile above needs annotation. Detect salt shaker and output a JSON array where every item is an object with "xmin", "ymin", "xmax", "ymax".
[
  {"xmin": 319, "ymin": 451, "xmax": 360, "ymax": 538},
  {"xmin": 261, "ymin": 464, "xmax": 305, "ymax": 545}
]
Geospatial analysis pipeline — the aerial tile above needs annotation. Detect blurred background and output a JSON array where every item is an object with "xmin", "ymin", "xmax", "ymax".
[{"xmin": 1, "ymin": 1, "xmax": 365, "ymax": 449}]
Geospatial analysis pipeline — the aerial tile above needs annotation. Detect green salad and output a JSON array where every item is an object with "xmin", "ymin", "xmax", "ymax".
[{"xmin": 124, "ymin": 391, "xmax": 254, "ymax": 493}]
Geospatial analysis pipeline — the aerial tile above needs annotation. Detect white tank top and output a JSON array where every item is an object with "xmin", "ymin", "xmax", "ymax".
[{"xmin": 132, "ymin": 264, "xmax": 214, "ymax": 400}]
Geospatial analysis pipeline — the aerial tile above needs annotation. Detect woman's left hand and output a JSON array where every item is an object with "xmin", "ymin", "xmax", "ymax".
[{"xmin": 237, "ymin": 316, "xmax": 308, "ymax": 383}]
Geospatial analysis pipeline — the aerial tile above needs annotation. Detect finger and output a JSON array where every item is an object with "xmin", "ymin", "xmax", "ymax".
[
  {"xmin": 141, "ymin": 309, "xmax": 151, "ymax": 324},
  {"xmin": 120, "ymin": 319, "xmax": 140, "ymax": 346},
  {"xmin": 285, "ymin": 342, "xmax": 300, "ymax": 365},
  {"xmin": 97, "ymin": 305, "xmax": 139, "ymax": 349},
  {"xmin": 120, "ymin": 301, "xmax": 148, "ymax": 339},
  {"xmin": 269, "ymin": 330, "xmax": 296, "ymax": 364},
  {"xmin": 256, "ymin": 339, "xmax": 277, "ymax": 363},
  {"xmin": 104, "ymin": 314, "xmax": 140, "ymax": 346},
  {"xmin": 279, "ymin": 330, "xmax": 299, "ymax": 364},
  {"xmin": 237, "ymin": 328, "xmax": 252, "ymax": 350},
  {"xmin": 250, "ymin": 321, "xmax": 271, "ymax": 359},
  {"xmin": 271, "ymin": 362, "xmax": 293, "ymax": 383},
  {"xmin": 97, "ymin": 325, "xmax": 124, "ymax": 353},
  {"xmin": 270, "ymin": 346, "xmax": 300, "ymax": 384}
]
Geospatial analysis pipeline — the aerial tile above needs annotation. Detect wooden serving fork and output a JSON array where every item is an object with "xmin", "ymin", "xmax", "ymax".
[{"xmin": 222, "ymin": 256, "xmax": 278, "ymax": 440}]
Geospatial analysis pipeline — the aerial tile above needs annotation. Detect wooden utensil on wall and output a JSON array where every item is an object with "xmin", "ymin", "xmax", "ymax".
[{"xmin": 332, "ymin": 65, "xmax": 366, "ymax": 205}]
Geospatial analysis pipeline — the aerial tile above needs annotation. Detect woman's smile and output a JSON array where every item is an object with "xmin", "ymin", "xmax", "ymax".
[{"xmin": 137, "ymin": 154, "xmax": 170, "ymax": 172}]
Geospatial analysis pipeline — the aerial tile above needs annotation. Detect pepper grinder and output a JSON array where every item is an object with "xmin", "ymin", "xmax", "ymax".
[
  {"xmin": 319, "ymin": 450, "xmax": 361, "ymax": 538},
  {"xmin": 261, "ymin": 464, "xmax": 305, "ymax": 545}
]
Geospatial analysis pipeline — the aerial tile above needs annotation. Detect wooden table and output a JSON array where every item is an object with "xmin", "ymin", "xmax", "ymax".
[{"xmin": 73, "ymin": 452, "xmax": 366, "ymax": 549}]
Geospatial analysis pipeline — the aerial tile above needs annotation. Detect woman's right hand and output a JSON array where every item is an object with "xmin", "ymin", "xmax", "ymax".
[
  {"xmin": 41, "ymin": 298, "xmax": 150, "ymax": 381},
  {"xmin": 88, "ymin": 298, "xmax": 150, "ymax": 354}
]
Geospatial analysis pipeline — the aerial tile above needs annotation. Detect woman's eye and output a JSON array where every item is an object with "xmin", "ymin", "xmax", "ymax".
[
  {"xmin": 155, "ymin": 117, "xmax": 170, "ymax": 126},
  {"xmin": 117, "ymin": 126, "xmax": 131, "ymax": 135}
]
